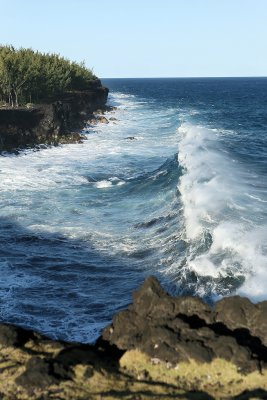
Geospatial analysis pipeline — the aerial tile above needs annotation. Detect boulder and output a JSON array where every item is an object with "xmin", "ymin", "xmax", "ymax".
[
  {"xmin": 15, "ymin": 357, "xmax": 58, "ymax": 389},
  {"xmin": 102, "ymin": 276, "xmax": 267, "ymax": 372},
  {"xmin": 0, "ymin": 277, "xmax": 266, "ymax": 398},
  {"xmin": 98, "ymin": 116, "xmax": 109, "ymax": 124},
  {"xmin": 215, "ymin": 296, "xmax": 267, "ymax": 347}
]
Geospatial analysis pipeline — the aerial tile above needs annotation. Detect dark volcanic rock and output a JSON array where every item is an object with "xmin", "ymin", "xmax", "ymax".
[
  {"xmin": 0, "ymin": 277, "xmax": 266, "ymax": 397},
  {"xmin": 0, "ymin": 83, "xmax": 108, "ymax": 152},
  {"xmin": 102, "ymin": 276, "xmax": 267, "ymax": 372},
  {"xmin": 98, "ymin": 116, "xmax": 109, "ymax": 124},
  {"xmin": 16, "ymin": 357, "xmax": 59, "ymax": 389},
  {"xmin": 0, "ymin": 325, "xmax": 19, "ymax": 347},
  {"xmin": 0, "ymin": 324, "xmax": 35, "ymax": 347},
  {"xmin": 215, "ymin": 296, "xmax": 267, "ymax": 347}
]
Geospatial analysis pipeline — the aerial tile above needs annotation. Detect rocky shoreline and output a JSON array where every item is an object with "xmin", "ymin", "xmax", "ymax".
[
  {"xmin": 0, "ymin": 276, "xmax": 266, "ymax": 399},
  {"xmin": 0, "ymin": 80, "xmax": 108, "ymax": 152}
]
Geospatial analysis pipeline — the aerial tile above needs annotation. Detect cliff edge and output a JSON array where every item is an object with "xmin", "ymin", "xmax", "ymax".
[
  {"xmin": 0, "ymin": 277, "xmax": 266, "ymax": 399},
  {"xmin": 0, "ymin": 80, "xmax": 108, "ymax": 152}
]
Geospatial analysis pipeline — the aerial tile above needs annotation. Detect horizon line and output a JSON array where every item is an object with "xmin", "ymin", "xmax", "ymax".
[{"xmin": 102, "ymin": 75, "xmax": 267, "ymax": 80}]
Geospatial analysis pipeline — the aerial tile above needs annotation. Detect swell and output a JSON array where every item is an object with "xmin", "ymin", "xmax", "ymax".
[
  {"xmin": 1, "ymin": 87, "xmax": 267, "ymax": 344},
  {"xmin": 0, "ymin": 155, "xmax": 183, "ymax": 343},
  {"xmin": 176, "ymin": 122, "xmax": 267, "ymax": 301}
]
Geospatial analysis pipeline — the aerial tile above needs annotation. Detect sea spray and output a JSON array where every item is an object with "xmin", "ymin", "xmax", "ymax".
[
  {"xmin": 0, "ymin": 78, "xmax": 267, "ymax": 342},
  {"xmin": 177, "ymin": 122, "xmax": 267, "ymax": 300}
]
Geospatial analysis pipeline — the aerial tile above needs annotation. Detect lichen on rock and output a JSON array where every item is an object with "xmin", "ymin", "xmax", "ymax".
[{"xmin": 0, "ymin": 276, "xmax": 266, "ymax": 399}]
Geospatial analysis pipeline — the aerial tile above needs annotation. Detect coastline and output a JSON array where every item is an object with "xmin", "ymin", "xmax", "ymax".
[
  {"xmin": 0, "ymin": 84, "xmax": 109, "ymax": 153},
  {"xmin": 0, "ymin": 277, "xmax": 266, "ymax": 399},
  {"xmin": 1, "ymin": 80, "xmax": 267, "ymax": 398}
]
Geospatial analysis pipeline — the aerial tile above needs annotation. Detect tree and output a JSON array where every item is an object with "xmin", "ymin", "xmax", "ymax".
[{"xmin": 0, "ymin": 45, "xmax": 97, "ymax": 106}]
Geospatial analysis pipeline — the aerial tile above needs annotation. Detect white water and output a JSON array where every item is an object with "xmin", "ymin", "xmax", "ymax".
[
  {"xmin": 0, "ymin": 88, "xmax": 267, "ymax": 345},
  {"xmin": 177, "ymin": 123, "xmax": 267, "ymax": 301},
  {"xmin": 0, "ymin": 92, "xmax": 182, "ymax": 341}
]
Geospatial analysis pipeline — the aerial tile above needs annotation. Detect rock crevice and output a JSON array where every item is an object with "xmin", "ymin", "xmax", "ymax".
[
  {"xmin": 0, "ymin": 276, "xmax": 266, "ymax": 398},
  {"xmin": 103, "ymin": 276, "xmax": 267, "ymax": 372}
]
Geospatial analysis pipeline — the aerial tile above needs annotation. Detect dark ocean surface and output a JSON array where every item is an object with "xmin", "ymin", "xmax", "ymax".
[{"xmin": 0, "ymin": 77, "xmax": 267, "ymax": 342}]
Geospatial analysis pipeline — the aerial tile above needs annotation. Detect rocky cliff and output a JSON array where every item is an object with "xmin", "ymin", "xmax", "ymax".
[
  {"xmin": 0, "ymin": 277, "xmax": 266, "ymax": 399},
  {"xmin": 0, "ymin": 81, "xmax": 108, "ymax": 152}
]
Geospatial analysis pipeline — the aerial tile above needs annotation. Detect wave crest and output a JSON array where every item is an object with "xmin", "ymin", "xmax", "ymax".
[{"xmin": 177, "ymin": 123, "xmax": 267, "ymax": 300}]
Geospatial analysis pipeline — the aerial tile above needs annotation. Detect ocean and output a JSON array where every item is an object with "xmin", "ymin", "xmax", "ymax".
[{"xmin": 0, "ymin": 77, "xmax": 267, "ymax": 343}]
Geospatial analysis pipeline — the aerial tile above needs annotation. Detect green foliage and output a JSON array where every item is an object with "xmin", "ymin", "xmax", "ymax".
[{"xmin": 0, "ymin": 45, "xmax": 97, "ymax": 106}]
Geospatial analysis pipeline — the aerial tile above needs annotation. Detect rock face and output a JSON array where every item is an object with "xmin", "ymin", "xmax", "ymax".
[
  {"xmin": 0, "ymin": 277, "xmax": 266, "ymax": 399},
  {"xmin": 0, "ymin": 81, "xmax": 108, "ymax": 152},
  {"xmin": 102, "ymin": 276, "xmax": 267, "ymax": 373}
]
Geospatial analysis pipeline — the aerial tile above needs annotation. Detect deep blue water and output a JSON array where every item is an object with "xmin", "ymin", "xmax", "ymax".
[{"xmin": 0, "ymin": 77, "xmax": 267, "ymax": 342}]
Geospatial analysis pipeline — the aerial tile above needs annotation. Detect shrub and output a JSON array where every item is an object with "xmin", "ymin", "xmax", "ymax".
[{"xmin": 0, "ymin": 45, "xmax": 97, "ymax": 107}]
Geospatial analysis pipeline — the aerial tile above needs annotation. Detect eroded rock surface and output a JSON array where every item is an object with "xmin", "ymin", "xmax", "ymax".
[
  {"xmin": 0, "ymin": 82, "xmax": 108, "ymax": 152},
  {"xmin": 102, "ymin": 276, "xmax": 267, "ymax": 372},
  {"xmin": 0, "ymin": 276, "xmax": 266, "ymax": 399}
]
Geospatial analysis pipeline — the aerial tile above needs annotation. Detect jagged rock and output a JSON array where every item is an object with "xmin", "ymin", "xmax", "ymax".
[
  {"xmin": 215, "ymin": 296, "xmax": 267, "ymax": 347},
  {"xmin": 215, "ymin": 296, "xmax": 257, "ymax": 330},
  {"xmin": 93, "ymin": 109, "xmax": 104, "ymax": 115},
  {"xmin": 0, "ymin": 325, "xmax": 19, "ymax": 347},
  {"xmin": 174, "ymin": 296, "xmax": 214, "ymax": 324},
  {"xmin": 87, "ymin": 117, "xmax": 98, "ymax": 125},
  {"xmin": 0, "ymin": 324, "xmax": 36, "ymax": 347},
  {"xmin": 16, "ymin": 357, "xmax": 58, "ymax": 389},
  {"xmin": 255, "ymin": 301, "xmax": 267, "ymax": 346},
  {"xmin": 0, "ymin": 85, "xmax": 109, "ymax": 152},
  {"xmin": 98, "ymin": 116, "xmax": 109, "ymax": 124},
  {"xmin": 102, "ymin": 276, "xmax": 267, "ymax": 372},
  {"xmin": 0, "ymin": 277, "xmax": 266, "ymax": 398}
]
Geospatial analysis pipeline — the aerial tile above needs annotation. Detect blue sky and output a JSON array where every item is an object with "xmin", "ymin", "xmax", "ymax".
[{"xmin": 1, "ymin": 0, "xmax": 266, "ymax": 78}]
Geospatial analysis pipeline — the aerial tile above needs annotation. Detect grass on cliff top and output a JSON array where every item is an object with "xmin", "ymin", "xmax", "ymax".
[
  {"xmin": 0, "ymin": 343, "xmax": 267, "ymax": 400},
  {"xmin": 119, "ymin": 350, "xmax": 267, "ymax": 399}
]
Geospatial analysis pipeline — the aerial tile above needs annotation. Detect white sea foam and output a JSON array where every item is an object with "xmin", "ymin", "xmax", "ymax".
[
  {"xmin": 1, "ymin": 85, "xmax": 267, "ymax": 342},
  {"xmin": 245, "ymin": 193, "xmax": 267, "ymax": 203},
  {"xmin": 94, "ymin": 180, "xmax": 113, "ymax": 189},
  {"xmin": 0, "ymin": 90, "xmax": 178, "ymax": 252},
  {"xmin": 177, "ymin": 123, "xmax": 267, "ymax": 300}
]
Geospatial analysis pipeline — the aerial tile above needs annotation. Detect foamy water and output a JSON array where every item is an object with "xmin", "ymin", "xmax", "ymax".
[
  {"xmin": 177, "ymin": 123, "xmax": 267, "ymax": 300},
  {"xmin": 0, "ymin": 77, "xmax": 267, "ymax": 342}
]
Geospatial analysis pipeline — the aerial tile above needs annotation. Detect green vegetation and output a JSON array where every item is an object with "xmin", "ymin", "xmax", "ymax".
[{"xmin": 0, "ymin": 45, "xmax": 97, "ymax": 107}]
